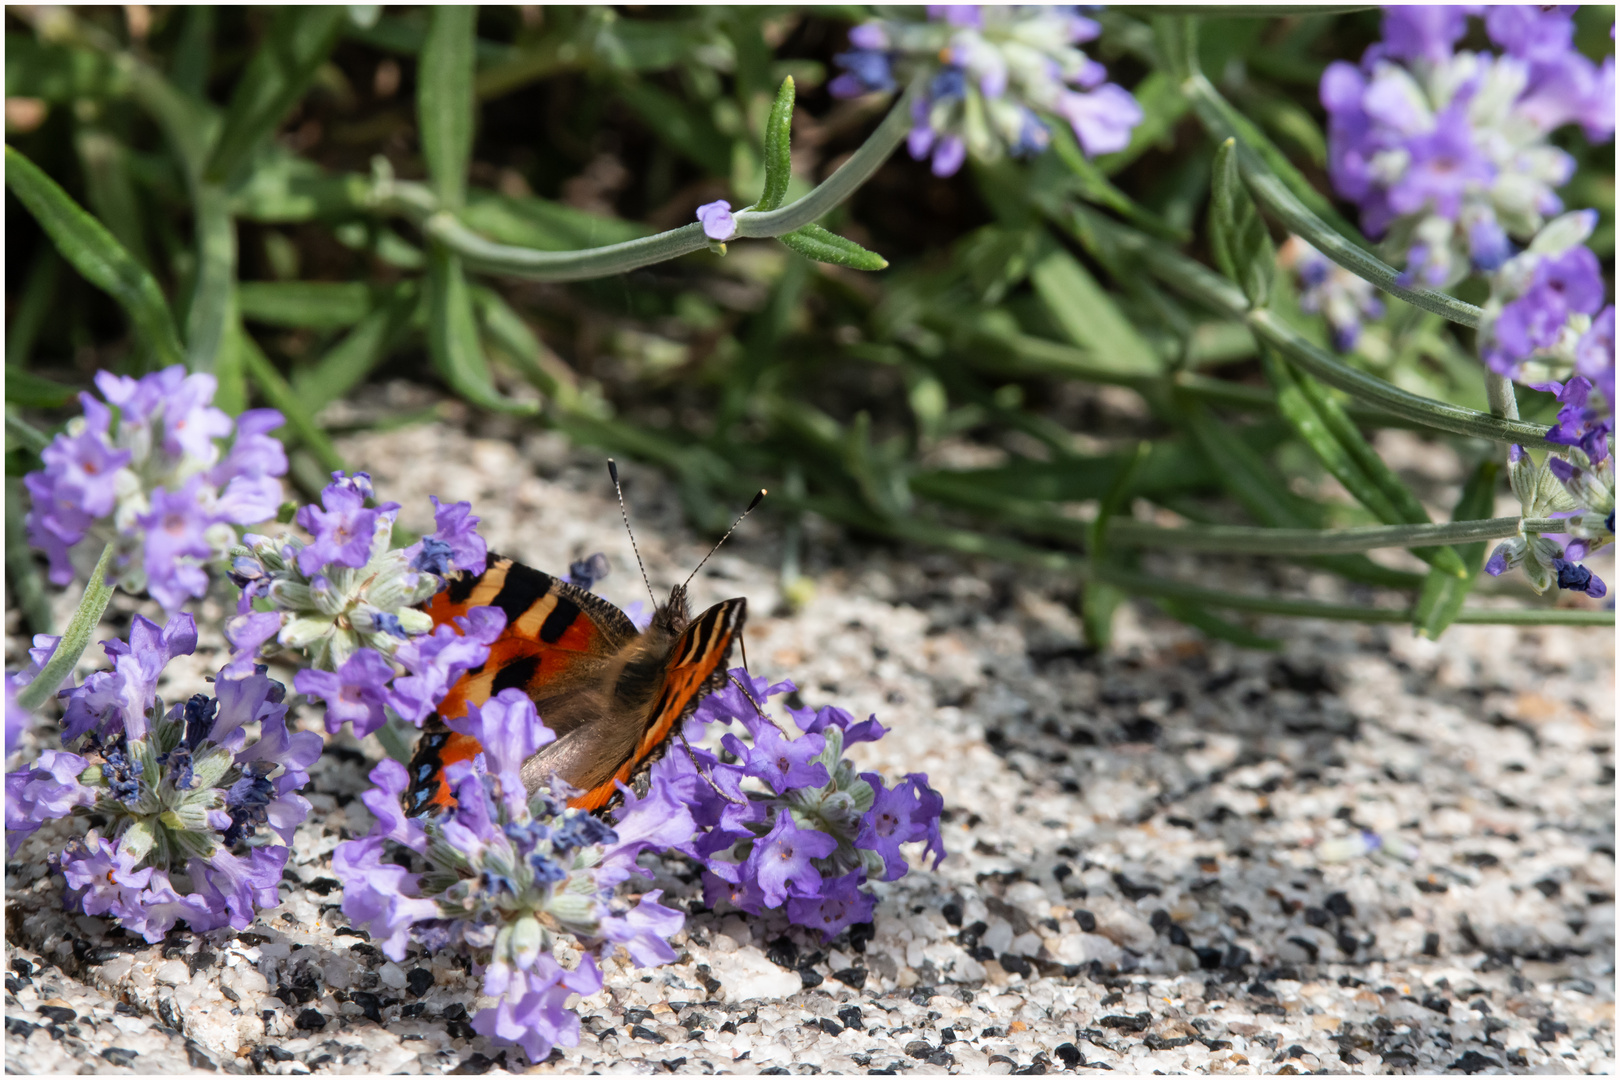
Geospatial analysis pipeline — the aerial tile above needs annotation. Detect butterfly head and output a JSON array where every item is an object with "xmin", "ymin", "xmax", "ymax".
[{"xmin": 651, "ymin": 583, "xmax": 693, "ymax": 636}]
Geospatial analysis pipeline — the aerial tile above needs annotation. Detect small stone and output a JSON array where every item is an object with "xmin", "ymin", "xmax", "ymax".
[
  {"xmin": 295, "ymin": 1009, "xmax": 327, "ymax": 1031},
  {"xmin": 832, "ymin": 967, "xmax": 867, "ymax": 990},
  {"xmin": 1452, "ymin": 1051, "xmax": 1500, "ymax": 1074},
  {"xmin": 36, "ymin": 1005, "xmax": 75, "ymax": 1025},
  {"xmin": 711, "ymin": 946, "xmax": 802, "ymax": 1001},
  {"xmin": 101, "ymin": 1048, "xmax": 138, "ymax": 1067},
  {"xmin": 379, "ymin": 963, "xmax": 407, "ymax": 990},
  {"xmin": 406, "ymin": 967, "xmax": 434, "ymax": 997},
  {"xmin": 629, "ymin": 1024, "xmax": 666, "ymax": 1044}
]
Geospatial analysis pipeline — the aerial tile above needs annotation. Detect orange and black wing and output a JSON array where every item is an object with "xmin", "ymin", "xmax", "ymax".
[
  {"xmin": 404, "ymin": 555, "xmax": 635, "ymax": 815},
  {"xmin": 543, "ymin": 597, "xmax": 747, "ymax": 813}
]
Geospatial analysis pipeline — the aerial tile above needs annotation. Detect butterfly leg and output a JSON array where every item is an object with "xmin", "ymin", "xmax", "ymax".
[
  {"xmin": 727, "ymin": 673, "xmax": 795, "ymax": 737},
  {"xmin": 677, "ymin": 727, "xmax": 747, "ymax": 805}
]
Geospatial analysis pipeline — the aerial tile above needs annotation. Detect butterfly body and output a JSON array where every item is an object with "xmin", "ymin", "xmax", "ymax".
[{"xmin": 406, "ymin": 555, "xmax": 744, "ymax": 815}]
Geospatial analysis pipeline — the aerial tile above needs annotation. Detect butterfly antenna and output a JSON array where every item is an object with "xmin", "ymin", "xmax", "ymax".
[
  {"xmin": 607, "ymin": 459, "xmax": 658, "ymax": 609},
  {"xmin": 683, "ymin": 489, "xmax": 767, "ymax": 591},
  {"xmin": 677, "ymin": 728, "xmax": 746, "ymax": 804}
]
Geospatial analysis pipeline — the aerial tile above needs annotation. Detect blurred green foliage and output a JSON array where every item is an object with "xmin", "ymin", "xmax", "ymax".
[{"xmin": 5, "ymin": 5, "xmax": 1614, "ymax": 644}]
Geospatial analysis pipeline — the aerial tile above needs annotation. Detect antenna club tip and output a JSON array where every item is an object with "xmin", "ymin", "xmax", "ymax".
[
  {"xmin": 607, "ymin": 459, "xmax": 620, "ymax": 483},
  {"xmin": 747, "ymin": 489, "xmax": 766, "ymax": 512}
]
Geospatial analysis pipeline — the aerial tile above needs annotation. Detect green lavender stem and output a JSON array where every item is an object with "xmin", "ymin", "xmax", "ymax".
[
  {"xmin": 16, "ymin": 542, "xmax": 116, "ymax": 712},
  {"xmin": 1108, "ymin": 515, "xmax": 1532, "ymax": 555},
  {"xmin": 368, "ymin": 82, "xmax": 917, "ymax": 281}
]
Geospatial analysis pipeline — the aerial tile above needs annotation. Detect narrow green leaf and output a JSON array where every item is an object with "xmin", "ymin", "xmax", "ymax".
[
  {"xmin": 1292, "ymin": 363, "xmax": 1468, "ymax": 577},
  {"xmin": 6, "ymin": 476, "xmax": 54, "ymax": 635},
  {"xmin": 4, "ymin": 368, "xmax": 77, "ymax": 409},
  {"xmin": 461, "ymin": 189, "xmax": 645, "ymax": 250},
  {"xmin": 426, "ymin": 248, "xmax": 540, "ymax": 415},
  {"xmin": 235, "ymin": 322, "xmax": 346, "ymax": 473},
  {"xmin": 291, "ymin": 285, "xmax": 418, "ymax": 413},
  {"xmin": 759, "ymin": 76, "xmax": 796, "ymax": 213},
  {"xmin": 1154, "ymin": 598, "xmax": 1281, "ymax": 649},
  {"xmin": 16, "ymin": 542, "xmax": 116, "ymax": 713},
  {"xmin": 1046, "ymin": 122, "xmax": 1186, "ymax": 242},
  {"xmin": 1209, "ymin": 138, "xmax": 1274, "ymax": 308},
  {"xmin": 1082, "ymin": 441, "xmax": 1150, "ymax": 650},
  {"xmin": 185, "ymin": 184, "xmax": 236, "ymax": 373},
  {"xmin": 238, "ymin": 281, "xmax": 376, "ymax": 330},
  {"xmin": 204, "ymin": 7, "xmax": 347, "ymax": 184},
  {"xmin": 170, "ymin": 5, "xmax": 216, "ymax": 98},
  {"xmin": 470, "ymin": 285, "xmax": 595, "ymax": 413},
  {"xmin": 614, "ymin": 79, "xmax": 733, "ymax": 175},
  {"xmin": 74, "ymin": 129, "xmax": 151, "ymax": 268},
  {"xmin": 6, "ymin": 247, "xmax": 61, "ymax": 368},
  {"xmin": 1030, "ymin": 248, "xmax": 1163, "ymax": 375},
  {"xmin": 777, "ymin": 224, "xmax": 888, "ymax": 271},
  {"xmin": 1413, "ymin": 459, "xmax": 1500, "ymax": 639},
  {"xmin": 4, "ymin": 146, "xmax": 184, "ymax": 369},
  {"xmin": 229, "ymin": 150, "xmax": 371, "ymax": 222},
  {"xmin": 418, "ymin": 5, "xmax": 477, "ymax": 209}
]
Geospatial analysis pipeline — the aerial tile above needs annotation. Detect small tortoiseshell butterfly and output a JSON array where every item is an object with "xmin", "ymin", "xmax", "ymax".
[{"xmin": 405, "ymin": 464, "xmax": 759, "ymax": 816}]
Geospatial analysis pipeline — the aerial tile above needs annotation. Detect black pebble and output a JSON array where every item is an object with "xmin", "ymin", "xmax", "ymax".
[
  {"xmin": 1169, "ymin": 924, "xmax": 1192, "ymax": 948},
  {"xmin": 1222, "ymin": 945, "xmax": 1252, "ymax": 969},
  {"xmin": 450, "ymin": 1053, "xmax": 496, "ymax": 1075},
  {"xmin": 1073, "ymin": 909, "xmax": 1096, "ymax": 933},
  {"xmin": 101, "ymin": 1047, "xmax": 138, "ymax": 1067},
  {"xmin": 295, "ymin": 1009, "xmax": 326, "ymax": 1031},
  {"xmin": 799, "ymin": 967, "xmax": 824, "ymax": 990},
  {"xmin": 838, "ymin": 1006, "xmax": 864, "ymax": 1031},
  {"xmin": 904, "ymin": 1040, "xmax": 934, "ymax": 1059},
  {"xmin": 36, "ymin": 1005, "xmax": 76, "ymax": 1025},
  {"xmin": 303, "ymin": 877, "xmax": 341, "ymax": 896},
  {"xmin": 818, "ymin": 1017, "xmax": 843, "ymax": 1037},
  {"xmin": 1194, "ymin": 946, "xmax": 1223, "ymax": 969},
  {"xmin": 629, "ymin": 1024, "xmax": 666, "ymax": 1044},
  {"xmin": 266, "ymin": 1046, "xmax": 295, "ymax": 1062},
  {"xmin": 1055, "ymin": 1043, "xmax": 1082, "ymax": 1069},
  {"xmin": 765, "ymin": 936, "xmax": 798, "ymax": 970},
  {"xmin": 406, "ymin": 967, "xmax": 435, "ymax": 997},
  {"xmin": 11, "ymin": 959, "xmax": 33, "ymax": 977},
  {"xmin": 351, "ymin": 991, "xmax": 383, "ymax": 1023},
  {"xmin": 5, "ymin": 1018, "xmax": 36, "ymax": 1039},
  {"xmin": 832, "ymin": 967, "xmax": 867, "ymax": 989},
  {"xmin": 1303, "ymin": 906, "xmax": 1331, "ymax": 927},
  {"xmin": 1324, "ymin": 891, "xmax": 1355, "ymax": 917},
  {"xmin": 941, "ymin": 902, "xmax": 963, "ymax": 927},
  {"xmin": 1422, "ymin": 994, "xmax": 1450, "ymax": 1015},
  {"xmin": 1451, "ymin": 1051, "xmax": 1501, "ymax": 1074},
  {"xmin": 999, "ymin": 953, "xmax": 1033, "ymax": 977}
]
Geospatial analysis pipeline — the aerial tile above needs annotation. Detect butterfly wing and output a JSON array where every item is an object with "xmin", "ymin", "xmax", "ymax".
[
  {"xmin": 405, "ymin": 555, "xmax": 636, "ymax": 815},
  {"xmin": 523, "ymin": 596, "xmax": 747, "ymax": 812}
]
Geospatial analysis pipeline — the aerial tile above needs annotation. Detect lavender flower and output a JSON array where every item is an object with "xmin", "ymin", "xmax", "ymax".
[
  {"xmin": 696, "ymin": 200, "xmax": 737, "ymax": 242},
  {"xmin": 1279, "ymin": 235, "xmax": 1387, "ymax": 351},
  {"xmin": 1485, "ymin": 443, "xmax": 1612, "ymax": 597},
  {"xmin": 4, "ymin": 616, "xmax": 317, "ymax": 941},
  {"xmin": 225, "ymin": 472, "xmax": 488, "ymax": 680},
  {"xmin": 1477, "ymin": 211, "xmax": 1614, "ymax": 456},
  {"xmin": 660, "ymin": 669, "xmax": 945, "ymax": 941},
  {"xmin": 333, "ymin": 689, "xmax": 693, "ymax": 1063},
  {"xmin": 6, "ymin": 635, "xmax": 60, "ymax": 761},
  {"xmin": 832, "ymin": 7, "xmax": 1142, "ymax": 177},
  {"xmin": 23, "ymin": 366, "xmax": 288, "ymax": 611},
  {"xmin": 1321, "ymin": 6, "xmax": 1614, "ymax": 285}
]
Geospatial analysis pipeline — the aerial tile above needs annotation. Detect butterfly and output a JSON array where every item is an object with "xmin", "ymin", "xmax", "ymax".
[{"xmin": 405, "ymin": 466, "xmax": 761, "ymax": 817}]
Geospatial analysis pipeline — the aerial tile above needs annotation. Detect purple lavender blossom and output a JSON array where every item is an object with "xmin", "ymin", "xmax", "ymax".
[
  {"xmin": 697, "ymin": 200, "xmax": 737, "ymax": 242},
  {"xmin": 725, "ymin": 723, "xmax": 828, "ymax": 794},
  {"xmin": 1321, "ymin": 7, "xmax": 1613, "ymax": 286},
  {"xmin": 786, "ymin": 870, "xmax": 877, "ymax": 942},
  {"xmin": 23, "ymin": 366, "xmax": 288, "ymax": 610},
  {"xmin": 6, "ymin": 617, "xmax": 311, "ymax": 941},
  {"xmin": 406, "ymin": 496, "xmax": 487, "ymax": 577},
  {"xmin": 334, "ymin": 696, "xmax": 693, "ymax": 1063},
  {"xmin": 295, "ymin": 478, "xmax": 393, "ymax": 575},
  {"xmin": 1553, "ymin": 558, "xmax": 1607, "ymax": 598},
  {"xmin": 567, "ymin": 552, "xmax": 612, "ymax": 591},
  {"xmin": 387, "ymin": 607, "xmax": 507, "ymax": 724},
  {"xmin": 834, "ymin": 7, "xmax": 1141, "ymax": 177},
  {"xmin": 748, "ymin": 811, "xmax": 839, "ymax": 907},
  {"xmin": 295, "ymin": 649, "xmax": 396, "ymax": 737}
]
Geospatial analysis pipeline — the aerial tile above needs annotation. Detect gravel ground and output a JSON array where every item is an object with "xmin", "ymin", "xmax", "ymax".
[{"xmin": 6, "ymin": 403, "xmax": 1615, "ymax": 1075}]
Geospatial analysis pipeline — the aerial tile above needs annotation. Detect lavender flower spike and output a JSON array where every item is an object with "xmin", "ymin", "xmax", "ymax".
[
  {"xmin": 5, "ymin": 620, "xmax": 313, "ymax": 941},
  {"xmin": 22, "ymin": 366, "xmax": 288, "ymax": 610}
]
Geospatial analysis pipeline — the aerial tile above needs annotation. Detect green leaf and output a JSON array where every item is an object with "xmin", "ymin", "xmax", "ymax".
[
  {"xmin": 1045, "ymin": 122, "xmax": 1186, "ymax": 242},
  {"xmin": 6, "ymin": 247, "xmax": 61, "ymax": 369},
  {"xmin": 461, "ymin": 190, "xmax": 645, "ymax": 250},
  {"xmin": 229, "ymin": 150, "xmax": 371, "ymax": 222},
  {"xmin": 418, "ymin": 5, "xmax": 477, "ymax": 209},
  {"xmin": 185, "ymin": 184, "xmax": 237, "ymax": 374},
  {"xmin": 426, "ymin": 248, "xmax": 540, "ymax": 415},
  {"xmin": 758, "ymin": 76, "xmax": 796, "ymax": 213},
  {"xmin": 16, "ymin": 542, "xmax": 116, "ymax": 713},
  {"xmin": 1413, "ymin": 459, "xmax": 1500, "ymax": 639},
  {"xmin": 1082, "ymin": 441, "xmax": 1149, "ymax": 650},
  {"xmin": 4, "ymin": 146, "xmax": 184, "ymax": 369},
  {"xmin": 234, "ymin": 321, "xmax": 345, "ymax": 473},
  {"xmin": 74, "ymin": 129, "xmax": 151, "ymax": 269},
  {"xmin": 1030, "ymin": 247, "xmax": 1162, "ymax": 375},
  {"xmin": 291, "ymin": 285, "xmax": 418, "ymax": 413},
  {"xmin": 614, "ymin": 79, "xmax": 732, "ymax": 175},
  {"xmin": 1153, "ymin": 598, "xmax": 1281, "ymax": 649},
  {"xmin": 470, "ymin": 285, "xmax": 594, "ymax": 413},
  {"xmin": 238, "ymin": 281, "xmax": 377, "ymax": 330},
  {"xmin": 777, "ymin": 224, "xmax": 888, "ymax": 271},
  {"xmin": 6, "ymin": 367, "xmax": 77, "ymax": 409},
  {"xmin": 1208, "ymin": 138, "xmax": 1273, "ymax": 308},
  {"xmin": 204, "ymin": 7, "xmax": 347, "ymax": 184}
]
